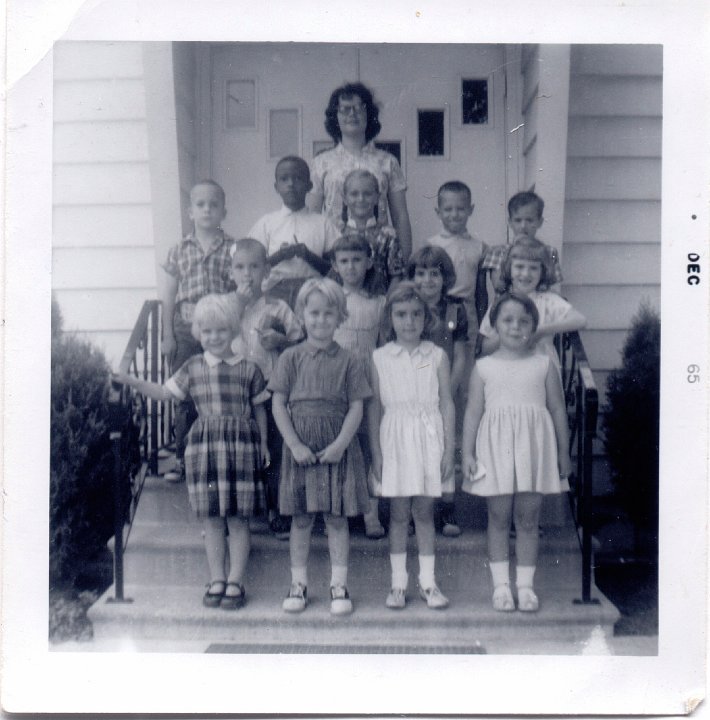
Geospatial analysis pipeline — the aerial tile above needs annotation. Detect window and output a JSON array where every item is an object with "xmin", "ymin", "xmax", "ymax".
[
  {"xmin": 417, "ymin": 109, "xmax": 447, "ymax": 158},
  {"xmin": 225, "ymin": 79, "xmax": 257, "ymax": 129},
  {"xmin": 462, "ymin": 78, "xmax": 489, "ymax": 125}
]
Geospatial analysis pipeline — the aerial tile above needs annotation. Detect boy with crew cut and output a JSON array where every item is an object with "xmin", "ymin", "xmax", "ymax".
[
  {"xmin": 483, "ymin": 191, "xmax": 563, "ymax": 294},
  {"xmin": 249, "ymin": 156, "xmax": 339, "ymax": 309},
  {"xmin": 426, "ymin": 181, "xmax": 489, "ymax": 341},
  {"xmin": 160, "ymin": 179, "xmax": 236, "ymax": 483},
  {"xmin": 229, "ymin": 237, "xmax": 304, "ymax": 539}
]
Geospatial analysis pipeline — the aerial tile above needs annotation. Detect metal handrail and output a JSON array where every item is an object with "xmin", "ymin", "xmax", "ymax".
[
  {"xmin": 555, "ymin": 331, "xmax": 599, "ymax": 604},
  {"xmin": 107, "ymin": 300, "xmax": 171, "ymax": 602}
]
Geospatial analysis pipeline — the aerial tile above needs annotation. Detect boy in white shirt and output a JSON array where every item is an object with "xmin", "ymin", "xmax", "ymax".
[{"xmin": 249, "ymin": 156, "xmax": 339, "ymax": 309}]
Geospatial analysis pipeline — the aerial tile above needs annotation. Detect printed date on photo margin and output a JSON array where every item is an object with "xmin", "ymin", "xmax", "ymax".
[
  {"xmin": 687, "ymin": 253, "xmax": 701, "ymax": 285},
  {"xmin": 687, "ymin": 364, "xmax": 700, "ymax": 384}
]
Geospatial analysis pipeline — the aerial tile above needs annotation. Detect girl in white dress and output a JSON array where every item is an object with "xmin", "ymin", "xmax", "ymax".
[
  {"xmin": 479, "ymin": 239, "xmax": 586, "ymax": 370},
  {"xmin": 461, "ymin": 292, "xmax": 572, "ymax": 612},
  {"xmin": 369, "ymin": 282, "xmax": 455, "ymax": 609}
]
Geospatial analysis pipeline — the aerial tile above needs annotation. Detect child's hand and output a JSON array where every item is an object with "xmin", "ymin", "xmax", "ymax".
[
  {"xmin": 235, "ymin": 280, "xmax": 256, "ymax": 303},
  {"xmin": 462, "ymin": 454, "xmax": 486, "ymax": 483},
  {"xmin": 440, "ymin": 451, "xmax": 455, "ymax": 486},
  {"xmin": 161, "ymin": 334, "xmax": 176, "ymax": 359},
  {"xmin": 111, "ymin": 371, "xmax": 129, "ymax": 386},
  {"xmin": 316, "ymin": 442, "xmax": 344, "ymax": 465},
  {"xmin": 558, "ymin": 452, "xmax": 572, "ymax": 481},
  {"xmin": 260, "ymin": 442, "xmax": 271, "ymax": 469},
  {"xmin": 291, "ymin": 442, "xmax": 317, "ymax": 466},
  {"xmin": 259, "ymin": 329, "xmax": 287, "ymax": 352},
  {"xmin": 371, "ymin": 450, "xmax": 383, "ymax": 483}
]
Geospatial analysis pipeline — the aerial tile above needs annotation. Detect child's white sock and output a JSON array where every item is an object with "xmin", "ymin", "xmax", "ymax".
[
  {"xmin": 489, "ymin": 560, "xmax": 510, "ymax": 588},
  {"xmin": 515, "ymin": 565, "xmax": 536, "ymax": 589},
  {"xmin": 291, "ymin": 566, "xmax": 308, "ymax": 587},
  {"xmin": 418, "ymin": 554, "xmax": 436, "ymax": 589},
  {"xmin": 390, "ymin": 553, "xmax": 408, "ymax": 589},
  {"xmin": 330, "ymin": 564, "xmax": 348, "ymax": 588}
]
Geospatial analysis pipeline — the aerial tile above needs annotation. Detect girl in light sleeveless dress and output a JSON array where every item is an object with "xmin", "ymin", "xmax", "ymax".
[
  {"xmin": 462, "ymin": 292, "xmax": 572, "ymax": 613},
  {"xmin": 369, "ymin": 282, "xmax": 455, "ymax": 610}
]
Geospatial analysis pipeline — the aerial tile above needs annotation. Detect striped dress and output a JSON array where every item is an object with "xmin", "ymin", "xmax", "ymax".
[{"xmin": 166, "ymin": 351, "xmax": 268, "ymax": 518}]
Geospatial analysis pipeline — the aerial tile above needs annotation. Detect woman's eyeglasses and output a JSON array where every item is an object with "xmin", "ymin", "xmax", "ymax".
[{"xmin": 338, "ymin": 103, "xmax": 366, "ymax": 116}]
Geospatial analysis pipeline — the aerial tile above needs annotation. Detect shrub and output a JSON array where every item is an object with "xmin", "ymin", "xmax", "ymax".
[
  {"xmin": 602, "ymin": 302, "xmax": 660, "ymax": 547},
  {"xmin": 50, "ymin": 299, "xmax": 115, "ymax": 588}
]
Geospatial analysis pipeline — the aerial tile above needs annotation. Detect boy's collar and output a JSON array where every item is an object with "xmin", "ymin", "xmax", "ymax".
[
  {"xmin": 280, "ymin": 203, "xmax": 308, "ymax": 215},
  {"xmin": 346, "ymin": 217, "xmax": 377, "ymax": 230},
  {"xmin": 439, "ymin": 229, "xmax": 472, "ymax": 240}
]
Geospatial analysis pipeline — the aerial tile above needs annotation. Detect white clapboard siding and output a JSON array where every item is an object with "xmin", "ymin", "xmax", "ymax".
[
  {"xmin": 568, "ymin": 76, "xmax": 662, "ymax": 118},
  {"xmin": 53, "ymin": 288, "xmax": 155, "ymax": 332},
  {"xmin": 564, "ymin": 285, "xmax": 660, "ymax": 330},
  {"xmin": 567, "ymin": 116, "xmax": 661, "ymax": 158},
  {"xmin": 54, "ymin": 163, "xmax": 152, "ymax": 206},
  {"xmin": 563, "ymin": 243, "xmax": 660, "ymax": 285},
  {"xmin": 53, "ymin": 41, "xmax": 158, "ymax": 366},
  {"xmin": 563, "ymin": 44, "xmax": 661, "ymax": 397},
  {"xmin": 53, "ymin": 247, "xmax": 157, "ymax": 290},
  {"xmin": 564, "ymin": 200, "xmax": 661, "ymax": 244},
  {"xmin": 571, "ymin": 44, "xmax": 663, "ymax": 77},
  {"xmin": 53, "ymin": 79, "xmax": 148, "ymax": 123},
  {"xmin": 565, "ymin": 157, "xmax": 661, "ymax": 201},
  {"xmin": 53, "ymin": 205, "xmax": 154, "ymax": 248},
  {"xmin": 53, "ymin": 121, "xmax": 150, "ymax": 164}
]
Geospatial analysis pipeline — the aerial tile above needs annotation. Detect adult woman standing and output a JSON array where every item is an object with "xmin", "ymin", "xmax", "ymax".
[{"xmin": 308, "ymin": 82, "xmax": 413, "ymax": 260}]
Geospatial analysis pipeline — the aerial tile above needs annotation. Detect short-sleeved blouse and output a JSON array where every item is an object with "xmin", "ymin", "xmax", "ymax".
[
  {"xmin": 267, "ymin": 340, "xmax": 372, "ymax": 411},
  {"xmin": 310, "ymin": 142, "xmax": 407, "ymax": 228},
  {"xmin": 428, "ymin": 296, "xmax": 469, "ymax": 367}
]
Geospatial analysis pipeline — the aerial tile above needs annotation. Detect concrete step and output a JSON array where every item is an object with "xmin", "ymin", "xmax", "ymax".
[{"xmin": 90, "ymin": 473, "xmax": 620, "ymax": 653}]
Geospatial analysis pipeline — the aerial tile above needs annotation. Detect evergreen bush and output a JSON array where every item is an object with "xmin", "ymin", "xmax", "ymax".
[
  {"xmin": 602, "ymin": 302, "xmax": 660, "ymax": 551},
  {"xmin": 50, "ymin": 299, "xmax": 115, "ymax": 588}
]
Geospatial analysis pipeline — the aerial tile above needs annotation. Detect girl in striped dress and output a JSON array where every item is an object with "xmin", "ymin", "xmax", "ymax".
[{"xmin": 115, "ymin": 294, "xmax": 269, "ymax": 611}]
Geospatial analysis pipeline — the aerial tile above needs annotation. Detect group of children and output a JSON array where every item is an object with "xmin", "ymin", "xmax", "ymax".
[{"xmin": 116, "ymin": 155, "xmax": 586, "ymax": 616}]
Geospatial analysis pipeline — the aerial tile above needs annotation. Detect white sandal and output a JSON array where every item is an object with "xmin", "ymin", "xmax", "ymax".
[
  {"xmin": 517, "ymin": 586, "xmax": 539, "ymax": 612},
  {"xmin": 492, "ymin": 584, "xmax": 515, "ymax": 612}
]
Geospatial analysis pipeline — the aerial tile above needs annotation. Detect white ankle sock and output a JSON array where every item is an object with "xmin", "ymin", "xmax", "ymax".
[
  {"xmin": 418, "ymin": 554, "xmax": 436, "ymax": 589},
  {"xmin": 291, "ymin": 566, "xmax": 307, "ymax": 586},
  {"xmin": 390, "ymin": 553, "xmax": 408, "ymax": 589},
  {"xmin": 516, "ymin": 565, "xmax": 536, "ymax": 589},
  {"xmin": 489, "ymin": 560, "xmax": 510, "ymax": 587},
  {"xmin": 330, "ymin": 564, "xmax": 348, "ymax": 587}
]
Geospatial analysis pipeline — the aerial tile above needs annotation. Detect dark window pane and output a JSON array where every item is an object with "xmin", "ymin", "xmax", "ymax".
[
  {"xmin": 374, "ymin": 141, "xmax": 401, "ymax": 165},
  {"xmin": 418, "ymin": 110, "xmax": 445, "ymax": 156},
  {"xmin": 462, "ymin": 79, "xmax": 488, "ymax": 125}
]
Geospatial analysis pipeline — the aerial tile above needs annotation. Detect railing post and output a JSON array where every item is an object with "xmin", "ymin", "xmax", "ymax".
[
  {"xmin": 107, "ymin": 385, "xmax": 133, "ymax": 604},
  {"xmin": 150, "ymin": 302, "xmax": 159, "ymax": 476}
]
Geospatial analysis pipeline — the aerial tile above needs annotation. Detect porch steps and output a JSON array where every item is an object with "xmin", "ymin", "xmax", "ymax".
[{"xmin": 89, "ymin": 475, "xmax": 620, "ymax": 653}]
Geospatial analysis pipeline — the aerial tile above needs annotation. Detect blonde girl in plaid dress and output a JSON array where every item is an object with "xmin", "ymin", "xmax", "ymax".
[{"xmin": 115, "ymin": 294, "xmax": 270, "ymax": 610}]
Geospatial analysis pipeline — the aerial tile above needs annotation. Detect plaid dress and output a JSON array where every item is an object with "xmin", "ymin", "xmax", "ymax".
[{"xmin": 166, "ymin": 352, "xmax": 268, "ymax": 518}]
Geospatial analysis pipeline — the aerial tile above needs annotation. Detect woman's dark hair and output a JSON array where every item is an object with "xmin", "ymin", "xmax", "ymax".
[
  {"xmin": 489, "ymin": 291, "xmax": 540, "ymax": 333},
  {"xmin": 324, "ymin": 82, "xmax": 382, "ymax": 143},
  {"xmin": 407, "ymin": 245, "xmax": 457, "ymax": 294}
]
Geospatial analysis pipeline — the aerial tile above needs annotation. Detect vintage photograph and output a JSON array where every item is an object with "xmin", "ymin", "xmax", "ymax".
[
  {"xmin": 48, "ymin": 40, "xmax": 660, "ymax": 656},
  {"xmin": 2, "ymin": 0, "xmax": 708, "ymax": 716}
]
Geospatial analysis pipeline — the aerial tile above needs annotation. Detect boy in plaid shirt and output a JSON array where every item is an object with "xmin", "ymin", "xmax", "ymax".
[{"xmin": 160, "ymin": 179, "xmax": 236, "ymax": 481}]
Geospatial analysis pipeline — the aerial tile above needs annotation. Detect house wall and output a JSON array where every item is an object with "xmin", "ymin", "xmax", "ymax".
[
  {"xmin": 53, "ymin": 41, "xmax": 157, "ymax": 365},
  {"xmin": 563, "ymin": 45, "xmax": 662, "ymax": 402}
]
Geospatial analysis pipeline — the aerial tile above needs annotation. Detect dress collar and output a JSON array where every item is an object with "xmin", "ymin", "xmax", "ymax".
[
  {"xmin": 303, "ymin": 340, "xmax": 340, "ymax": 357},
  {"xmin": 385, "ymin": 340, "xmax": 435, "ymax": 357},
  {"xmin": 336, "ymin": 140, "xmax": 376, "ymax": 158},
  {"xmin": 204, "ymin": 350, "xmax": 244, "ymax": 367}
]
